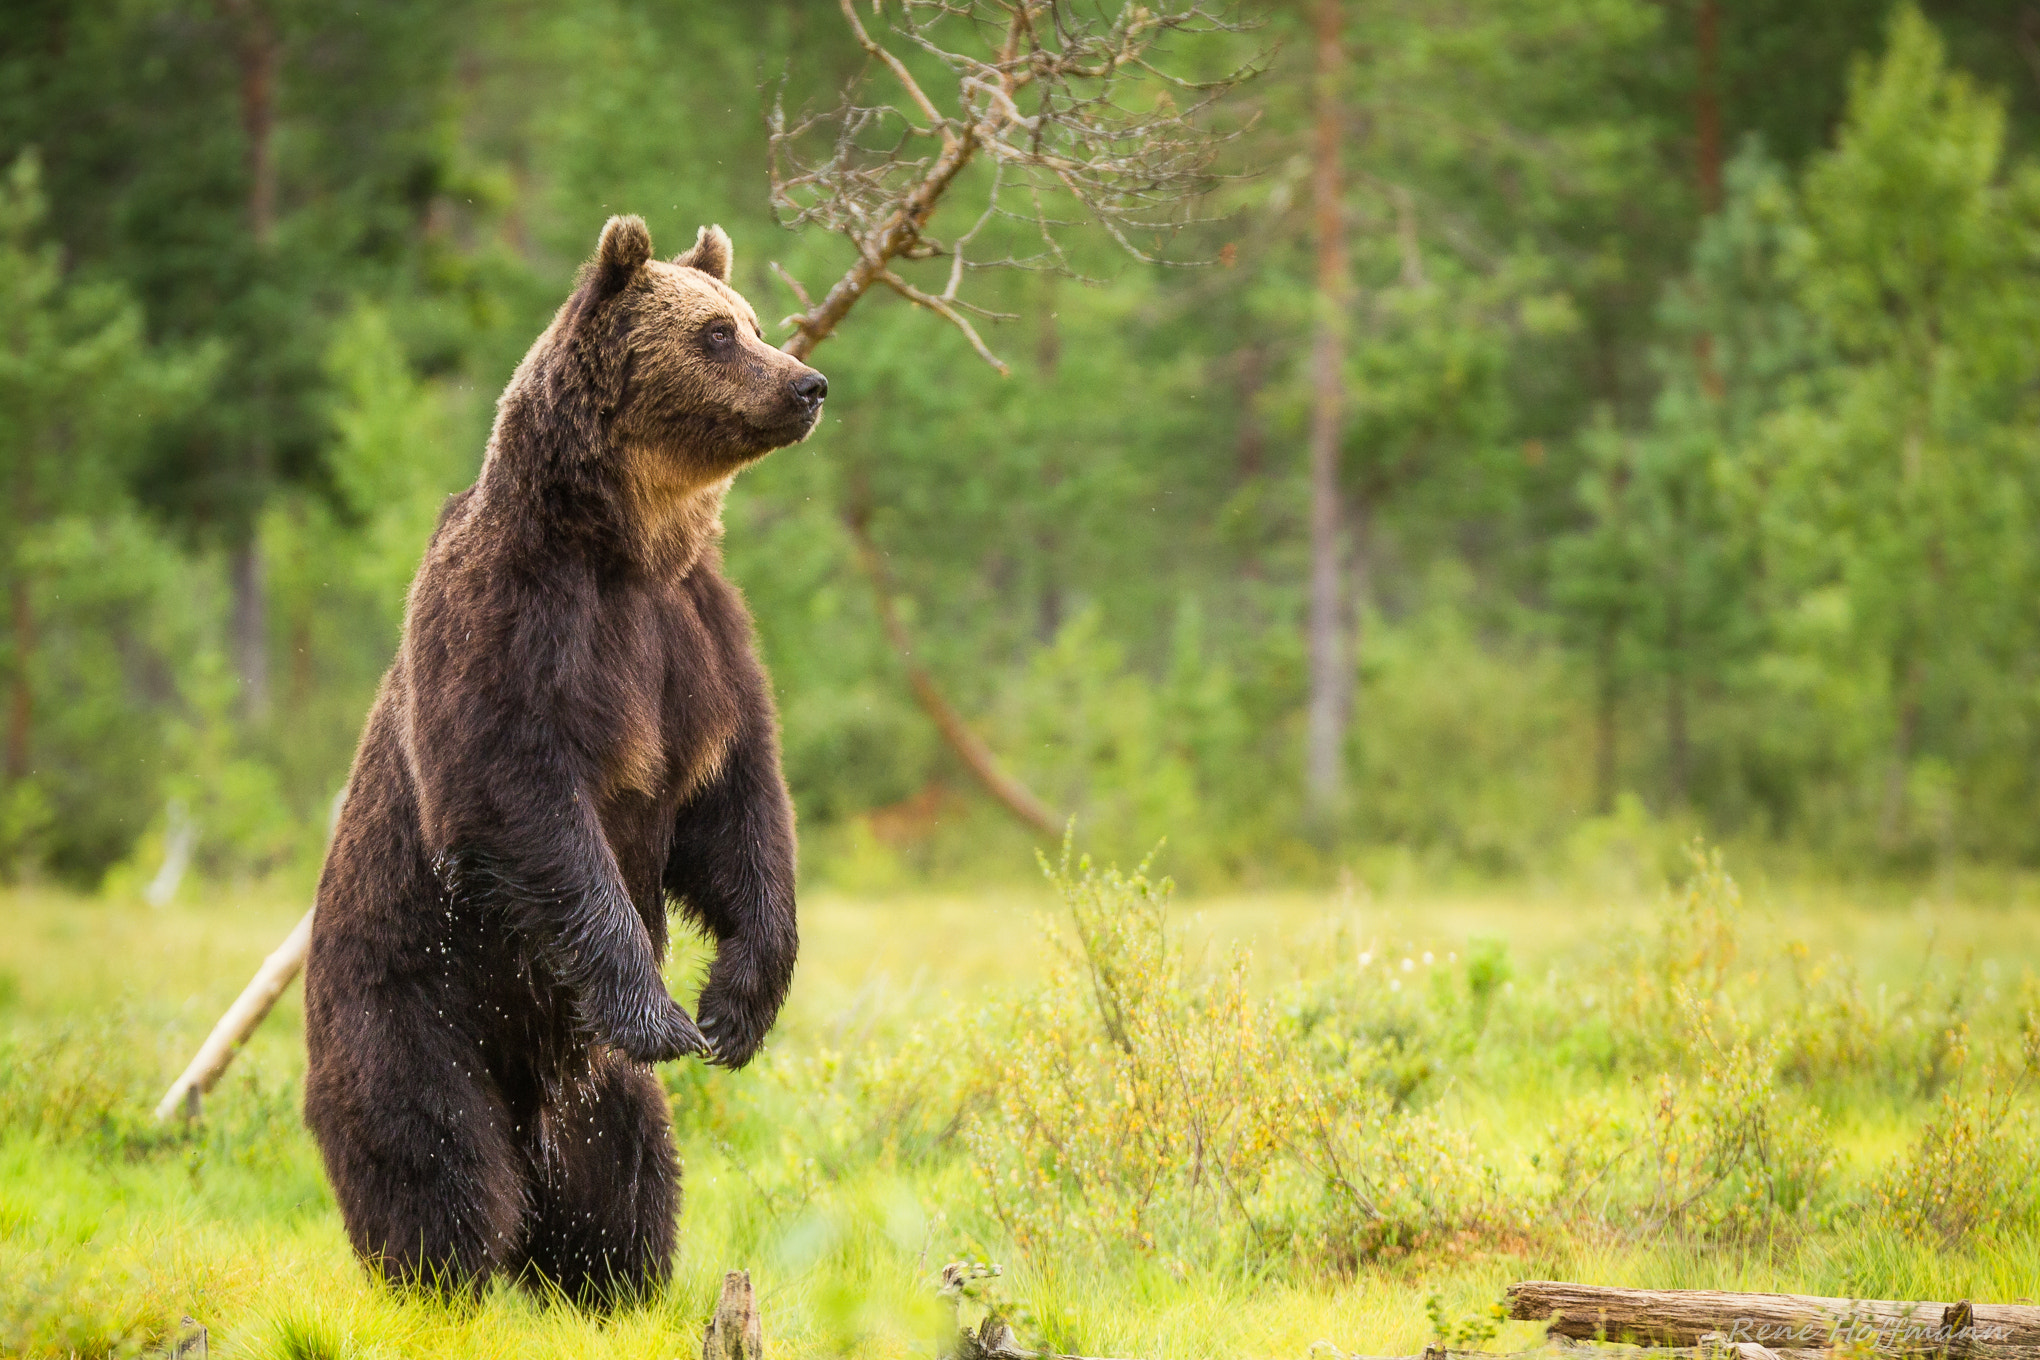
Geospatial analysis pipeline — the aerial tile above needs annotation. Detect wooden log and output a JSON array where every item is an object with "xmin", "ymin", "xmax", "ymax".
[
  {"xmin": 153, "ymin": 908, "xmax": 313, "ymax": 1121},
  {"xmin": 1325, "ymin": 1350, "xmax": 1806, "ymax": 1360},
  {"xmin": 1508, "ymin": 1282, "xmax": 2040, "ymax": 1358},
  {"xmin": 703, "ymin": 1270, "xmax": 763, "ymax": 1360}
]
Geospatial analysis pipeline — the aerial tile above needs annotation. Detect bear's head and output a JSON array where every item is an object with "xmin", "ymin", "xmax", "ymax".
[{"xmin": 580, "ymin": 214, "xmax": 827, "ymax": 480}]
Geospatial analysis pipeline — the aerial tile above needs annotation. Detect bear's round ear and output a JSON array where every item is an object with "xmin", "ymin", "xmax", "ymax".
[
  {"xmin": 673, "ymin": 224, "xmax": 733, "ymax": 282},
  {"xmin": 594, "ymin": 215, "xmax": 653, "ymax": 290}
]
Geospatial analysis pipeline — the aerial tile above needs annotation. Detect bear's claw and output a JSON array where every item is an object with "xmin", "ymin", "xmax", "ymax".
[
  {"xmin": 609, "ymin": 998, "xmax": 715, "ymax": 1065},
  {"xmin": 697, "ymin": 1015, "xmax": 729, "ymax": 1068}
]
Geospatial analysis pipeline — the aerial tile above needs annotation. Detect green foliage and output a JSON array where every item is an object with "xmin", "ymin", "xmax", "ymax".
[
  {"xmin": 691, "ymin": 832, "xmax": 2040, "ymax": 1279},
  {"xmin": 967, "ymin": 840, "xmax": 1502, "ymax": 1271},
  {"xmin": 5, "ymin": 0, "xmax": 2040, "ymax": 889},
  {"xmin": 0, "ymin": 1013, "xmax": 183, "ymax": 1156},
  {"xmin": 1544, "ymin": 1001, "xmax": 1835, "ymax": 1239},
  {"xmin": 0, "ymin": 151, "xmax": 215, "ymax": 881},
  {"xmin": 1754, "ymin": 6, "xmax": 2040, "ymax": 862}
]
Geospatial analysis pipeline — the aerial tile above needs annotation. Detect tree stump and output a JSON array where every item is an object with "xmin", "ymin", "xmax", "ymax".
[{"xmin": 703, "ymin": 1270, "xmax": 763, "ymax": 1360}]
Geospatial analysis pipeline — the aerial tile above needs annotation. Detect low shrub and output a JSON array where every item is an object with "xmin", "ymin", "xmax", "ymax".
[
  {"xmin": 966, "ymin": 838, "xmax": 1514, "ymax": 1273},
  {"xmin": 1868, "ymin": 1023, "xmax": 2040, "ymax": 1245}
]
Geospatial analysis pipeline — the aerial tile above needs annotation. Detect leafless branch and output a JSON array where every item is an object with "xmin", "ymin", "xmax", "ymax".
[
  {"xmin": 769, "ymin": 259, "xmax": 815, "ymax": 315},
  {"xmin": 771, "ymin": 0, "xmax": 1260, "ymax": 369},
  {"xmin": 837, "ymin": 0, "xmax": 955, "ymax": 141},
  {"xmin": 879, "ymin": 268, "xmax": 1011, "ymax": 374}
]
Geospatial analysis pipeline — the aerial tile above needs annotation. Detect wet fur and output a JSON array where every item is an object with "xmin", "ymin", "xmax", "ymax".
[{"xmin": 303, "ymin": 217, "xmax": 825, "ymax": 1305}]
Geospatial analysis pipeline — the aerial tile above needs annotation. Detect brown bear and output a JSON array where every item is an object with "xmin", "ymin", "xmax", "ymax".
[{"xmin": 302, "ymin": 215, "xmax": 824, "ymax": 1305}]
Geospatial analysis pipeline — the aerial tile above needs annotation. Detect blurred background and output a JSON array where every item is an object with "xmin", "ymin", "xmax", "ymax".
[{"xmin": 3, "ymin": 0, "xmax": 2039, "ymax": 898}]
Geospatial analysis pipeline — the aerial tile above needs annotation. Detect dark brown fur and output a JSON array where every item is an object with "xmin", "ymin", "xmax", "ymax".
[{"xmin": 303, "ymin": 217, "xmax": 825, "ymax": 1306}]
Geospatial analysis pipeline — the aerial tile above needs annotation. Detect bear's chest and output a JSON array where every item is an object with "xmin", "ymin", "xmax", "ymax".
[{"xmin": 591, "ymin": 577, "xmax": 742, "ymax": 809}]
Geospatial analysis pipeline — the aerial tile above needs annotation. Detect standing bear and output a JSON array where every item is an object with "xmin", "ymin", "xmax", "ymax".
[{"xmin": 304, "ymin": 215, "xmax": 824, "ymax": 1304}]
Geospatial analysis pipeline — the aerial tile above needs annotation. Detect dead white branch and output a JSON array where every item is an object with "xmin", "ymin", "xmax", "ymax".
[{"xmin": 154, "ymin": 907, "xmax": 313, "ymax": 1121}]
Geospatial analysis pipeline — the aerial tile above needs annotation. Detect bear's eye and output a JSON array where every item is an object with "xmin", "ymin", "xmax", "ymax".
[{"xmin": 705, "ymin": 322, "xmax": 734, "ymax": 349}]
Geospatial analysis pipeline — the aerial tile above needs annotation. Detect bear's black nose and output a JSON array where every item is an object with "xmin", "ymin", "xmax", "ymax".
[{"xmin": 791, "ymin": 371, "xmax": 828, "ymax": 407}]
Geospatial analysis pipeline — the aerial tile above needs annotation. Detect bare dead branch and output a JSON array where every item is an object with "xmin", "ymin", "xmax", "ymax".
[
  {"xmin": 769, "ymin": 259, "xmax": 815, "ymax": 312},
  {"xmin": 838, "ymin": 0, "xmax": 956, "ymax": 143},
  {"xmin": 878, "ymin": 268, "xmax": 1010, "ymax": 375},
  {"xmin": 770, "ymin": 0, "xmax": 1260, "ymax": 370}
]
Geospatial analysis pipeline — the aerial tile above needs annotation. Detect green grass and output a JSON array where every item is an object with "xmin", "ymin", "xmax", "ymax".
[{"xmin": 4, "ymin": 863, "xmax": 2040, "ymax": 1359}]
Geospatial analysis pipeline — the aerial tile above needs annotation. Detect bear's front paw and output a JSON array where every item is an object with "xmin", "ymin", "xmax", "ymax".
[
  {"xmin": 610, "ymin": 998, "xmax": 714, "ymax": 1065},
  {"xmin": 694, "ymin": 999, "xmax": 764, "ymax": 1070}
]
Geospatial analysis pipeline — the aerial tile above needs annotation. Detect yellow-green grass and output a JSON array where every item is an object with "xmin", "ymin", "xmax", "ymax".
[{"xmin": 4, "ymin": 874, "xmax": 2040, "ymax": 1358}]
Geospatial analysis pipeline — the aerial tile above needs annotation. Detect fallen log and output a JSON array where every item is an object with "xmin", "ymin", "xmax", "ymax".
[
  {"xmin": 153, "ymin": 908, "xmax": 313, "ymax": 1121},
  {"xmin": 1508, "ymin": 1282, "xmax": 2040, "ymax": 1358}
]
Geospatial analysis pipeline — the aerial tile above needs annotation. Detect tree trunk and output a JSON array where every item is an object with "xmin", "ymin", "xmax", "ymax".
[
  {"xmin": 7, "ymin": 456, "xmax": 34, "ymax": 783},
  {"xmin": 1036, "ymin": 273, "xmax": 1063, "ymax": 643},
  {"xmin": 1666, "ymin": 613, "xmax": 1689, "ymax": 809},
  {"xmin": 701, "ymin": 1271, "xmax": 764, "ymax": 1360},
  {"xmin": 1594, "ymin": 621, "xmax": 1620, "ymax": 816},
  {"xmin": 1879, "ymin": 653, "xmax": 1923, "ymax": 850},
  {"xmin": 1665, "ymin": 482, "xmax": 1691, "ymax": 809},
  {"xmin": 1673, "ymin": 0, "xmax": 1723, "ymax": 798},
  {"xmin": 1691, "ymin": 0, "xmax": 1727, "ymax": 399},
  {"xmin": 230, "ymin": 0, "xmax": 277, "ymax": 720},
  {"xmin": 1694, "ymin": 0, "xmax": 1723, "ymax": 216},
  {"xmin": 237, "ymin": 1, "xmax": 277, "ymax": 247},
  {"xmin": 1349, "ymin": 489, "xmax": 1370, "ymax": 783},
  {"xmin": 230, "ymin": 539, "xmax": 270, "ymax": 721},
  {"xmin": 1304, "ymin": 0, "xmax": 1350, "ymax": 821},
  {"xmin": 5, "ymin": 572, "xmax": 31, "ymax": 783},
  {"xmin": 154, "ymin": 908, "xmax": 314, "ymax": 1121},
  {"xmin": 286, "ymin": 502, "xmax": 314, "ymax": 712},
  {"xmin": 289, "ymin": 607, "xmax": 314, "ymax": 713}
]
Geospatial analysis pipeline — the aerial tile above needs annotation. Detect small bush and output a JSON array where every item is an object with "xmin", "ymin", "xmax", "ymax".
[
  {"xmin": 1536, "ymin": 997, "xmax": 1833, "ymax": 1240},
  {"xmin": 969, "ymin": 843, "xmax": 1293, "ymax": 1263},
  {"xmin": 1868, "ymin": 1023, "xmax": 2040, "ymax": 1244},
  {"xmin": 1272, "ymin": 1080, "xmax": 1507, "ymax": 1268},
  {"xmin": 967, "ymin": 837, "xmax": 1511, "ymax": 1274},
  {"xmin": 762, "ymin": 1020, "xmax": 973, "ymax": 1177}
]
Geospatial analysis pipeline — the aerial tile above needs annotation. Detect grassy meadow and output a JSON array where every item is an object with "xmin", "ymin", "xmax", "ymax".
[{"xmin": 7, "ymin": 847, "xmax": 2040, "ymax": 1359}]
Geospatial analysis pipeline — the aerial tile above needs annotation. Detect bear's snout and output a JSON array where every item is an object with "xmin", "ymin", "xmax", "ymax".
[
  {"xmin": 790, "ymin": 370, "xmax": 828, "ymax": 410},
  {"xmin": 782, "ymin": 367, "xmax": 827, "ymax": 442}
]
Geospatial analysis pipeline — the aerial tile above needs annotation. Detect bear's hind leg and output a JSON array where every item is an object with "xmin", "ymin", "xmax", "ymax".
[
  {"xmin": 516, "ymin": 1049, "xmax": 679, "ymax": 1308},
  {"xmin": 306, "ymin": 1003, "xmax": 527, "ymax": 1298}
]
